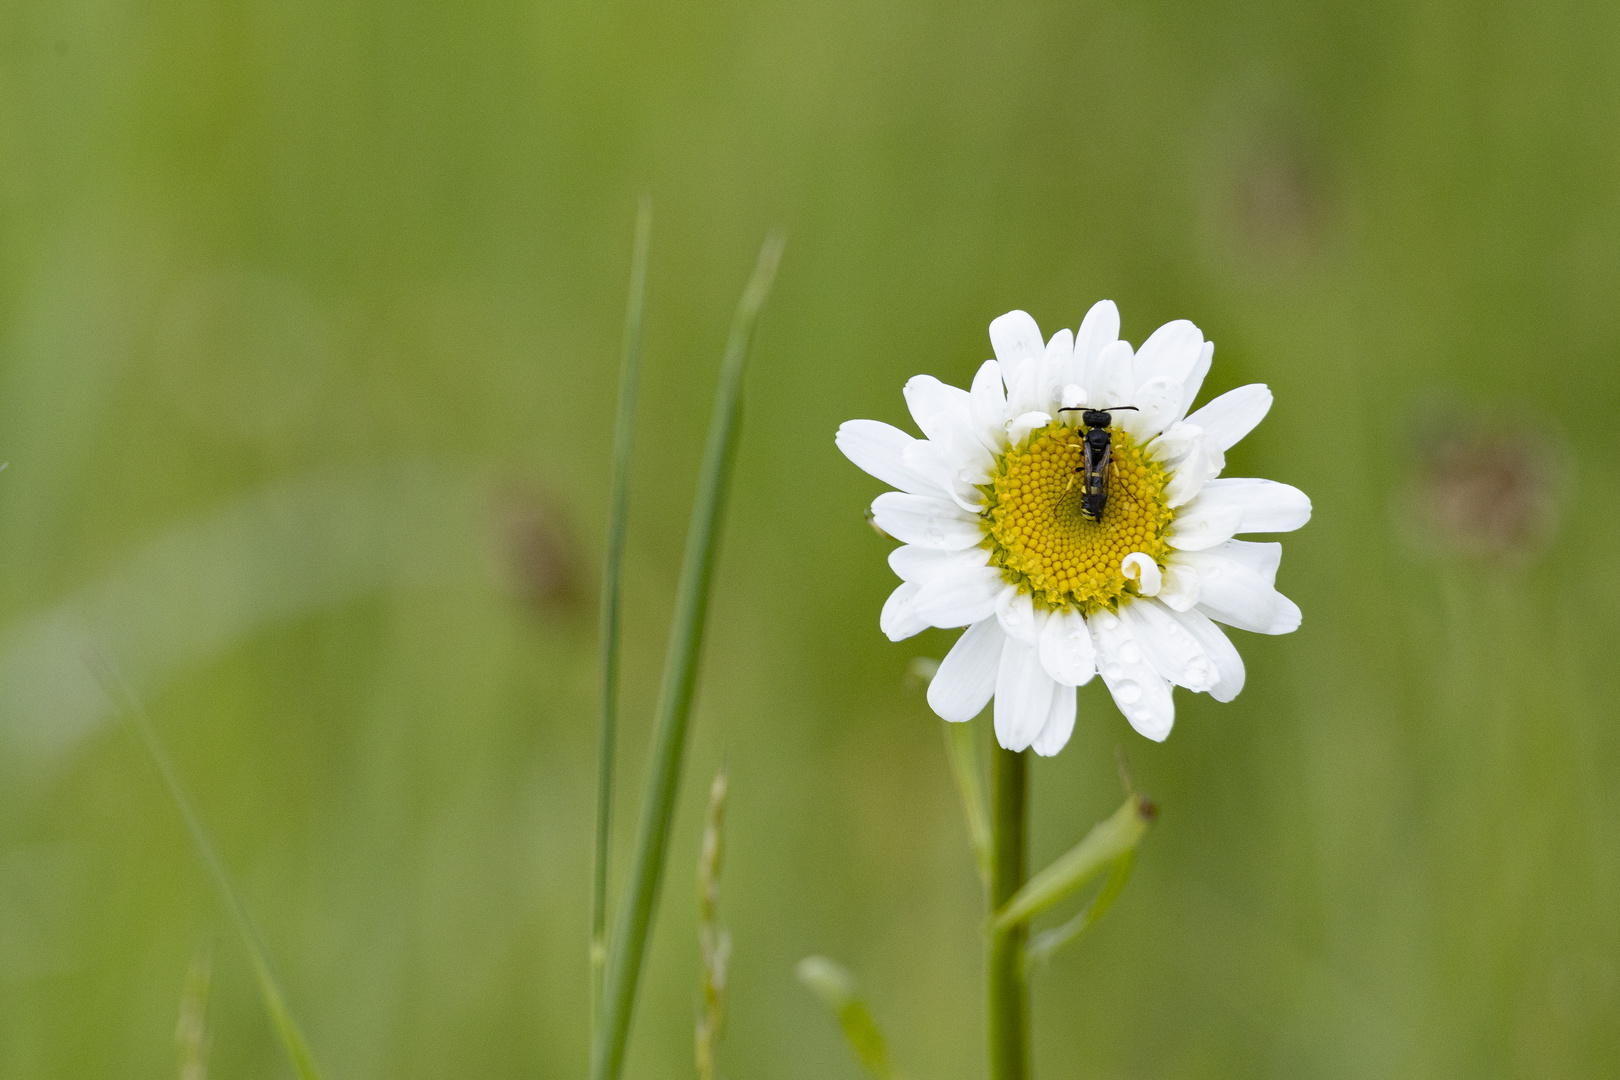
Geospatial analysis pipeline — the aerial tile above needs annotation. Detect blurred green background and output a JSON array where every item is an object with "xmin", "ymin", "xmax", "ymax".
[{"xmin": 2, "ymin": 0, "xmax": 1619, "ymax": 1076}]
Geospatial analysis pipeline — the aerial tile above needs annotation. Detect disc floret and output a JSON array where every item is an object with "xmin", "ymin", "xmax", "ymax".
[{"xmin": 984, "ymin": 421, "xmax": 1174, "ymax": 613}]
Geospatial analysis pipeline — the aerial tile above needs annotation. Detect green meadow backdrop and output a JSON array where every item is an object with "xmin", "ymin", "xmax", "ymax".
[{"xmin": 2, "ymin": 0, "xmax": 1618, "ymax": 1076}]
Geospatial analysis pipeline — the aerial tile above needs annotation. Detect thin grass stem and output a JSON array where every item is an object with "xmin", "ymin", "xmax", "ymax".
[
  {"xmin": 90, "ymin": 660, "xmax": 327, "ymax": 1080},
  {"xmin": 592, "ymin": 230, "xmax": 786, "ymax": 1080},
  {"xmin": 592, "ymin": 195, "xmax": 653, "ymax": 1039}
]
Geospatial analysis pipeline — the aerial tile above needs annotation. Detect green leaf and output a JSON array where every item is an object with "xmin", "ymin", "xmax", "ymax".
[
  {"xmin": 991, "ymin": 793, "xmax": 1155, "ymax": 934},
  {"xmin": 1025, "ymin": 850, "xmax": 1136, "ymax": 971},
  {"xmin": 592, "ymin": 195, "xmax": 653, "ymax": 1038},
  {"xmin": 593, "ymin": 230, "xmax": 786, "ymax": 1080},
  {"xmin": 796, "ymin": 957, "xmax": 902, "ymax": 1080},
  {"xmin": 942, "ymin": 719, "xmax": 993, "ymax": 887},
  {"xmin": 91, "ymin": 659, "xmax": 328, "ymax": 1080}
]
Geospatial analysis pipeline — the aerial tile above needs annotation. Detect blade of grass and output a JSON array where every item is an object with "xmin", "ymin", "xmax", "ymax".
[
  {"xmin": 991, "ymin": 793, "xmax": 1155, "ymax": 934},
  {"xmin": 592, "ymin": 195, "xmax": 653, "ymax": 1038},
  {"xmin": 89, "ymin": 658, "xmax": 328, "ymax": 1080},
  {"xmin": 1024, "ymin": 850, "xmax": 1135, "ymax": 972},
  {"xmin": 942, "ymin": 719, "xmax": 993, "ymax": 887},
  {"xmin": 593, "ymin": 230, "xmax": 786, "ymax": 1080},
  {"xmin": 796, "ymin": 957, "xmax": 902, "ymax": 1080}
]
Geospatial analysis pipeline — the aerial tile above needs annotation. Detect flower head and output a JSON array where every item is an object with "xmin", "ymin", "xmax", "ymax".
[{"xmin": 837, "ymin": 302, "xmax": 1310, "ymax": 753}]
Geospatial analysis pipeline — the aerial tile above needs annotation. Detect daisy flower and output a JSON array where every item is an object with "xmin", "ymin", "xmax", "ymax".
[{"xmin": 836, "ymin": 302, "xmax": 1310, "ymax": 754}]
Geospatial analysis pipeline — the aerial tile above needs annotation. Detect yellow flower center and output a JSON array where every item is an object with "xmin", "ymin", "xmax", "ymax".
[{"xmin": 983, "ymin": 422, "xmax": 1174, "ymax": 613}]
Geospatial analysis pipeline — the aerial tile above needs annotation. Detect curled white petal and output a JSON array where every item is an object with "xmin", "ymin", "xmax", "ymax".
[
  {"xmin": 928, "ymin": 619, "xmax": 1003, "ymax": 722},
  {"xmin": 1121, "ymin": 552, "xmax": 1162, "ymax": 596}
]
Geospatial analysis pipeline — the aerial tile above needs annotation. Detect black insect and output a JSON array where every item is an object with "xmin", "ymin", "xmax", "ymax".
[{"xmin": 1056, "ymin": 405, "xmax": 1138, "ymax": 521}]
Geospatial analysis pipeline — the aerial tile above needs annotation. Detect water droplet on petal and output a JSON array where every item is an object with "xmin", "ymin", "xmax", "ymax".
[
  {"xmin": 1114, "ymin": 680, "xmax": 1143, "ymax": 705},
  {"xmin": 1104, "ymin": 664, "xmax": 1125, "ymax": 682},
  {"xmin": 1120, "ymin": 640, "xmax": 1142, "ymax": 665}
]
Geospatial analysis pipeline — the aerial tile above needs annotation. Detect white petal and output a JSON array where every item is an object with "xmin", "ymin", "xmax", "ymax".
[
  {"xmin": 888, "ymin": 543, "xmax": 991, "ymax": 584},
  {"xmin": 1132, "ymin": 320, "xmax": 1204, "ymax": 390},
  {"xmin": 1116, "ymin": 376, "xmax": 1185, "ymax": 441},
  {"xmin": 1166, "ymin": 500, "xmax": 1245, "ymax": 551},
  {"xmin": 1073, "ymin": 300, "xmax": 1120, "ymax": 391},
  {"xmin": 1088, "ymin": 609, "xmax": 1177, "ymax": 741},
  {"xmin": 1118, "ymin": 599, "xmax": 1218, "ymax": 692},
  {"xmin": 1006, "ymin": 410, "xmax": 1052, "ymax": 447},
  {"xmin": 1267, "ymin": 593, "xmax": 1302, "ymax": 635},
  {"xmin": 994, "ymin": 635, "xmax": 1056, "ymax": 752},
  {"xmin": 903, "ymin": 375, "xmax": 972, "ymax": 443},
  {"xmin": 1207, "ymin": 539, "xmax": 1283, "ymax": 584},
  {"xmin": 1090, "ymin": 339, "xmax": 1136, "ymax": 411},
  {"xmin": 990, "ymin": 310, "xmax": 1046, "ymax": 390},
  {"xmin": 1121, "ymin": 552, "xmax": 1162, "ymax": 596},
  {"xmin": 1156, "ymin": 562, "xmax": 1202, "ymax": 611},
  {"xmin": 1031, "ymin": 682, "xmax": 1077, "ymax": 757},
  {"xmin": 901, "ymin": 441, "xmax": 990, "ymax": 509},
  {"xmin": 836, "ymin": 420, "xmax": 945, "ymax": 496},
  {"xmin": 1197, "ymin": 478, "xmax": 1312, "ymax": 534},
  {"xmin": 1038, "ymin": 607, "xmax": 1096, "ymax": 686},
  {"xmin": 870, "ymin": 492, "xmax": 984, "ymax": 550},
  {"xmin": 995, "ymin": 587, "xmax": 1041, "ymax": 647},
  {"xmin": 880, "ymin": 581, "xmax": 929, "ymax": 641},
  {"xmin": 1035, "ymin": 328, "xmax": 1076, "ymax": 415},
  {"xmin": 1177, "ymin": 544, "xmax": 1284, "ymax": 633},
  {"xmin": 1185, "ymin": 384, "xmax": 1272, "ymax": 452},
  {"xmin": 903, "ymin": 376, "xmax": 995, "ymax": 480},
  {"xmin": 928, "ymin": 619, "xmax": 1004, "ymax": 723},
  {"xmin": 1163, "ymin": 605, "xmax": 1246, "ymax": 702},
  {"xmin": 969, "ymin": 359, "xmax": 1010, "ymax": 452},
  {"xmin": 1178, "ymin": 341, "xmax": 1214, "ymax": 419},
  {"xmin": 912, "ymin": 565, "xmax": 1006, "ymax": 628}
]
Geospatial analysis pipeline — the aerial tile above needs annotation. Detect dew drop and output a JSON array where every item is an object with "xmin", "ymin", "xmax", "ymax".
[
  {"xmin": 1104, "ymin": 664, "xmax": 1125, "ymax": 682},
  {"xmin": 1114, "ymin": 680, "xmax": 1143, "ymax": 705},
  {"xmin": 1120, "ymin": 640, "xmax": 1142, "ymax": 665}
]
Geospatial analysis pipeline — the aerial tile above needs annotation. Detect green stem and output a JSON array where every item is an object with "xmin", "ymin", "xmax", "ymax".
[
  {"xmin": 591, "ymin": 196, "xmax": 652, "ymax": 1041},
  {"xmin": 987, "ymin": 745, "xmax": 1029, "ymax": 1080}
]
